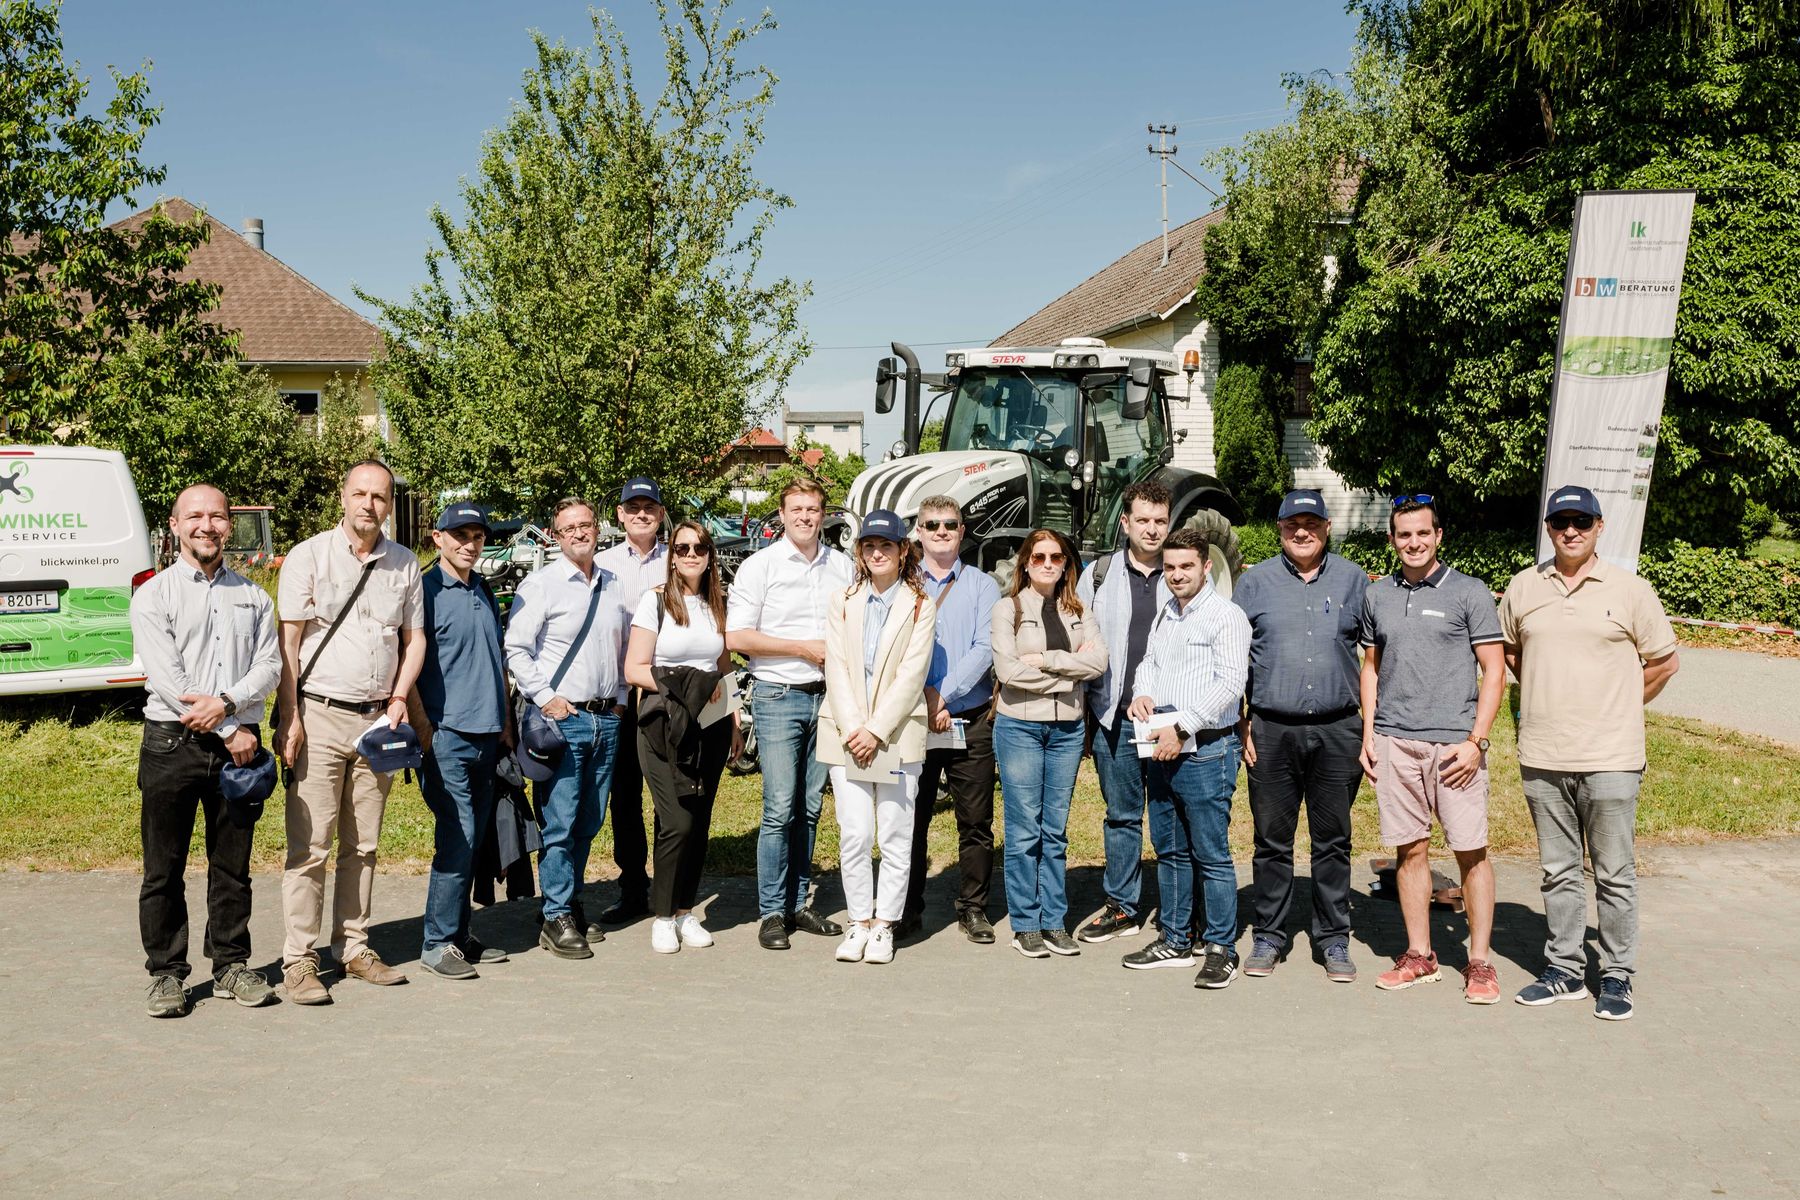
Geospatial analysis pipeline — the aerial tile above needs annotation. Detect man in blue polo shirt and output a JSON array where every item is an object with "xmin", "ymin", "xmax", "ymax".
[
  {"xmin": 899, "ymin": 496, "xmax": 1001, "ymax": 944},
  {"xmin": 415, "ymin": 503, "xmax": 514, "ymax": 980},
  {"xmin": 1231, "ymin": 489, "xmax": 1370, "ymax": 983}
]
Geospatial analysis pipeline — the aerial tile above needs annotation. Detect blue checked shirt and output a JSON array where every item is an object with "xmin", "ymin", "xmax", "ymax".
[{"xmin": 1130, "ymin": 583, "xmax": 1252, "ymax": 736}]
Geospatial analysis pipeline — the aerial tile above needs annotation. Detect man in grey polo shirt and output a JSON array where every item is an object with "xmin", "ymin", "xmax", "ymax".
[
  {"xmin": 1231, "ymin": 489, "xmax": 1369, "ymax": 982},
  {"xmin": 1357, "ymin": 497, "xmax": 1506, "ymax": 1004}
]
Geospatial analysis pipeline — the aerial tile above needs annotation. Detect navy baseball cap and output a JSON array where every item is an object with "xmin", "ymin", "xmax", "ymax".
[
  {"xmin": 1277, "ymin": 490, "xmax": 1329, "ymax": 520},
  {"xmin": 858, "ymin": 509, "xmax": 906, "ymax": 543},
  {"xmin": 620, "ymin": 477, "xmax": 662, "ymax": 505},
  {"xmin": 357, "ymin": 721, "xmax": 424, "ymax": 775},
  {"xmin": 218, "ymin": 747, "xmax": 278, "ymax": 812},
  {"xmin": 435, "ymin": 502, "xmax": 491, "ymax": 533},
  {"xmin": 1544, "ymin": 485, "xmax": 1602, "ymax": 519}
]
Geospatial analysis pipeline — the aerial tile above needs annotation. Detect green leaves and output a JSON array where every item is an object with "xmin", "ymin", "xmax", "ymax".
[{"xmin": 1212, "ymin": 363, "xmax": 1291, "ymax": 517}]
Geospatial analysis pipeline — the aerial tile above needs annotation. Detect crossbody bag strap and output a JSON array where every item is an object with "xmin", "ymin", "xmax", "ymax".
[
  {"xmin": 547, "ymin": 579, "xmax": 606, "ymax": 694},
  {"xmin": 296, "ymin": 557, "xmax": 380, "ymax": 694}
]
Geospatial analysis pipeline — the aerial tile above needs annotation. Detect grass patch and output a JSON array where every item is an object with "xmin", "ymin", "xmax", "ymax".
[{"xmin": 3, "ymin": 696, "xmax": 1797, "ymax": 875}]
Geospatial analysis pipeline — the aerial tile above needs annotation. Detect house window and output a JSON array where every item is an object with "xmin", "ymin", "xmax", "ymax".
[
  {"xmin": 833, "ymin": 424, "xmax": 849, "ymax": 433},
  {"xmin": 281, "ymin": 390, "xmax": 321, "ymax": 417},
  {"xmin": 1288, "ymin": 365, "xmax": 1314, "ymax": 419}
]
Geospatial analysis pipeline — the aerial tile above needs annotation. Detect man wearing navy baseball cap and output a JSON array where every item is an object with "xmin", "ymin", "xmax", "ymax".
[
  {"xmin": 412, "ymin": 502, "xmax": 514, "ymax": 980},
  {"xmin": 1499, "ymin": 484, "xmax": 1679, "ymax": 1020},
  {"xmin": 594, "ymin": 476, "xmax": 670, "ymax": 924}
]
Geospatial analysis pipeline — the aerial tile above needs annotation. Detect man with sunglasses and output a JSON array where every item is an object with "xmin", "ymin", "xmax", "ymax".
[
  {"xmin": 505, "ymin": 496, "xmax": 630, "ymax": 959},
  {"xmin": 1499, "ymin": 485, "xmax": 1679, "ymax": 1020},
  {"xmin": 1358, "ymin": 496, "xmax": 1506, "ymax": 1003},
  {"xmin": 898, "ymin": 496, "xmax": 1001, "ymax": 944},
  {"xmin": 594, "ymin": 477, "xmax": 670, "ymax": 926}
]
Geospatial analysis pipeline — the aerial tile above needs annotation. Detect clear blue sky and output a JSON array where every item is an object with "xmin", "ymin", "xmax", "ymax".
[{"xmin": 60, "ymin": 0, "xmax": 1360, "ymax": 452}]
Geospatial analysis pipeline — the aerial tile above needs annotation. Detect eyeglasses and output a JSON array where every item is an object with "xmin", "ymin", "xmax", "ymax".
[
  {"xmin": 671, "ymin": 543, "xmax": 709, "ymax": 557},
  {"xmin": 1390, "ymin": 494, "xmax": 1435, "ymax": 507},
  {"xmin": 554, "ymin": 521, "xmax": 596, "ymax": 536},
  {"xmin": 1029, "ymin": 551, "xmax": 1067, "ymax": 566},
  {"xmin": 1547, "ymin": 513, "xmax": 1596, "ymax": 531},
  {"xmin": 920, "ymin": 519, "xmax": 961, "ymax": 532}
]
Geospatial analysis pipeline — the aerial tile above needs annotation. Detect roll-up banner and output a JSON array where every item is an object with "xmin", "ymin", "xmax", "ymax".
[{"xmin": 1539, "ymin": 189, "xmax": 1697, "ymax": 572}]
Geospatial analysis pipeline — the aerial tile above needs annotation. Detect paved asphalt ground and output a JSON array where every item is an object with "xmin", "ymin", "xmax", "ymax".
[
  {"xmin": 1651, "ymin": 645, "xmax": 1800, "ymax": 746},
  {"xmin": 3, "ymin": 839, "xmax": 1796, "ymax": 1198}
]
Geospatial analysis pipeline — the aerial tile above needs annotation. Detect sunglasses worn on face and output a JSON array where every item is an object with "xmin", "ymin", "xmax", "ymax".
[
  {"xmin": 921, "ymin": 519, "xmax": 961, "ymax": 532},
  {"xmin": 1548, "ymin": 513, "xmax": 1596, "ymax": 531},
  {"xmin": 1391, "ymin": 493, "xmax": 1435, "ymax": 507},
  {"xmin": 1030, "ymin": 551, "xmax": 1067, "ymax": 566},
  {"xmin": 672, "ymin": 543, "xmax": 709, "ymax": 557}
]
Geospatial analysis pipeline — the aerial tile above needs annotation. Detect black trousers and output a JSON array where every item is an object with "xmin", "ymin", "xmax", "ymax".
[
  {"xmin": 1245, "ymin": 711, "xmax": 1361, "ymax": 949},
  {"xmin": 609, "ymin": 697, "xmax": 658, "ymax": 899},
  {"xmin": 137, "ymin": 721, "xmax": 258, "ymax": 980},
  {"xmin": 641, "ymin": 719, "xmax": 732, "ymax": 917},
  {"xmin": 903, "ymin": 708, "xmax": 997, "ymax": 921}
]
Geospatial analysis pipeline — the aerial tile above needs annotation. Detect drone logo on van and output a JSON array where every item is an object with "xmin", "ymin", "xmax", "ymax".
[{"xmin": 0, "ymin": 462, "xmax": 31, "ymax": 506}]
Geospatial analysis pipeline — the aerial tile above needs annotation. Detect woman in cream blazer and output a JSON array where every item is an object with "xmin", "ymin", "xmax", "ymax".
[{"xmin": 818, "ymin": 509, "xmax": 937, "ymax": 965}]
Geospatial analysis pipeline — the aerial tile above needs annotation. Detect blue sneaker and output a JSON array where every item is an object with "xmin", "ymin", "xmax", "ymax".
[
  {"xmin": 1514, "ymin": 967, "xmax": 1589, "ymax": 1006},
  {"xmin": 1321, "ymin": 940, "xmax": 1357, "ymax": 983},
  {"xmin": 1594, "ymin": 977, "xmax": 1634, "ymax": 1021},
  {"xmin": 1243, "ymin": 933, "xmax": 1284, "ymax": 977}
]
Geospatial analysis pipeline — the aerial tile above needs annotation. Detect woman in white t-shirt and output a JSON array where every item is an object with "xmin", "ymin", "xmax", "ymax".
[{"xmin": 623, "ymin": 521, "xmax": 740, "ymax": 954}]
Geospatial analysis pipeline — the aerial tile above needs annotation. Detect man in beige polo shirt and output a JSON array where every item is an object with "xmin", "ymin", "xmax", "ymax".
[
  {"xmin": 1499, "ymin": 484, "xmax": 1678, "ymax": 1022},
  {"xmin": 275, "ymin": 460, "xmax": 427, "ymax": 1005}
]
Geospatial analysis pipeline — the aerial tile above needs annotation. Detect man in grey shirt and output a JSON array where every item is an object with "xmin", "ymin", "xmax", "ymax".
[{"xmin": 130, "ymin": 483, "xmax": 281, "ymax": 1018}]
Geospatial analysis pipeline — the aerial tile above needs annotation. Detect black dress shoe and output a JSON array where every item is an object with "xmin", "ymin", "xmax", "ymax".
[
  {"xmin": 892, "ymin": 916, "xmax": 923, "ymax": 942},
  {"xmin": 539, "ymin": 914, "xmax": 595, "ymax": 959},
  {"xmin": 758, "ymin": 914, "xmax": 791, "ymax": 950},
  {"xmin": 790, "ymin": 907, "xmax": 842, "ymax": 937},
  {"xmin": 567, "ymin": 900, "xmax": 606, "ymax": 943},
  {"xmin": 599, "ymin": 895, "xmax": 651, "ymax": 925},
  {"xmin": 958, "ymin": 910, "xmax": 997, "ymax": 944}
]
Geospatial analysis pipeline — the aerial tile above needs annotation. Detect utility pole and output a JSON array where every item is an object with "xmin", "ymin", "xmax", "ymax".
[{"xmin": 1148, "ymin": 123, "xmax": 1177, "ymax": 268}]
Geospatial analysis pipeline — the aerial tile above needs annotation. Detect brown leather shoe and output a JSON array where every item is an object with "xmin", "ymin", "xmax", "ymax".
[
  {"xmin": 342, "ymin": 947, "xmax": 408, "ymax": 986},
  {"xmin": 283, "ymin": 959, "xmax": 333, "ymax": 1006}
]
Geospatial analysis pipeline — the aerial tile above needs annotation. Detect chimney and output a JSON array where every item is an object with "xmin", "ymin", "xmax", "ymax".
[{"xmin": 241, "ymin": 218, "xmax": 264, "ymax": 251}]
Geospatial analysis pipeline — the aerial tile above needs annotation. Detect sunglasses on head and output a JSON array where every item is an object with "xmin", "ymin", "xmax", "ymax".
[
  {"xmin": 920, "ymin": 518, "xmax": 960, "ymax": 532},
  {"xmin": 1547, "ymin": 513, "xmax": 1596, "ymax": 531},
  {"xmin": 1029, "ymin": 550, "xmax": 1067, "ymax": 566},
  {"xmin": 671, "ymin": 542, "xmax": 709, "ymax": 557},
  {"xmin": 1391, "ymin": 493, "xmax": 1435, "ymax": 507}
]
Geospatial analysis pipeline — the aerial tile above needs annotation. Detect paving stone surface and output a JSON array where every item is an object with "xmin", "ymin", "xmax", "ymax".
[{"xmin": 2, "ymin": 841, "xmax": 1797, "ymax": 1198}]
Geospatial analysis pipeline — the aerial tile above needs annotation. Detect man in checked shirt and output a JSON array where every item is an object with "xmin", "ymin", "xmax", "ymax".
[{"xmin": 1120, "ymin": 527, "xmax": 1252, "ymax": 989}]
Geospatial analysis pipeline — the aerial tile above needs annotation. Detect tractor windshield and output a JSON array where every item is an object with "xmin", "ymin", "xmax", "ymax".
[{"xmin": 942, "ymin": 370, "xmax": 1082, "ymax": 464}]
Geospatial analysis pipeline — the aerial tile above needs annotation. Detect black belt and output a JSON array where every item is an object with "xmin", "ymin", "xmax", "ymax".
[
  {"xmin": 949, "ymin": 705, "xmax": 990, "ymax": 722},
  {"xmin": 1192, "ymin": 725, "xmax": 1238, "ymax": 746},
  {"xmin": 1250, "ymin": 706, "xmax": 1357, "ymax": 725},
  {"xmin": 302, "ymin": 692, "xmax": 386, "ymax": 715},
  {"xmin": 571, "ymin": 697, "xmax": 618, "ymax": 714},
  {"xmin": 144, "ymin": 718, "xmax": 261, "ymax": 745},
  {"xmin": 753, "ymin": 676, "xmax": 825, "ymax": 696}
]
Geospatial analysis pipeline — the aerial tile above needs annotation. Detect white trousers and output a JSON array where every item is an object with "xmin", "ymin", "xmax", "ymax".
[{"xmin": 830, "ymin": 763, "xmax": 920, "ymax": 922}]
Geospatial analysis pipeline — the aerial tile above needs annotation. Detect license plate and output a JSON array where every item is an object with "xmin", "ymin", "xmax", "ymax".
[{"xmin": 0, "ymin": 589, "xmax": 58, "ymax": 614}]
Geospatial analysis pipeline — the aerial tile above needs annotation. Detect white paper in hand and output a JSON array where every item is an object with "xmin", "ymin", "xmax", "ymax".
[
  {"xmin": 926, "ymin": 719, "xmax": 967, "ymax": 752},
  {"xmin": 1133, "ymin": 712, "xmax": 1195, "ymax": 759}
]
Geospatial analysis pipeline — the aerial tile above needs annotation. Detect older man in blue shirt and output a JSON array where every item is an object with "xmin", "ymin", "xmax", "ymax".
[
  {"xmin": 1231, "ymin": 489, "xmax": 1370, "ymax": 983},
  {"xmin": 900, "ymin": 497, "xmax": 1001, "ymax": 944}
]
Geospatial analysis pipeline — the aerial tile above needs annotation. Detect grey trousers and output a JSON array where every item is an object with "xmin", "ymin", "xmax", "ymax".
[{"xmin": 1520, "ymin": 767, "xmax": 1643, "ymax": 981}]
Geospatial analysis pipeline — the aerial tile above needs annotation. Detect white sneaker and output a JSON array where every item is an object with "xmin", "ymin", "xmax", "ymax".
[
  {"xmin": 650, "ymin": 916, "xmax": 681, "ymax": 955},
  {"xmin": 835, "ymin": 924, "xmax": 870, "ymax": 962},
  {"xmin": 864, "ymin": 924, "xmax": 895, "ymax": 965},
  {"xmin": 675, "ymin": 912, "xmax": 714, "ymax": 948}
]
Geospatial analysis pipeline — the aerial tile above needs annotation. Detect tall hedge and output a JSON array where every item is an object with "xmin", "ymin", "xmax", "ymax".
[{"xmin": 1213, "ymin": 363, "xmax": 1291, "ymax": 519}]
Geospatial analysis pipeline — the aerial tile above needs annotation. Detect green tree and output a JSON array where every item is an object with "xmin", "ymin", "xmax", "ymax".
[
  {"xmin": 919, "ymin": 418, "xmax": 943, "ymax": 455},
  {"xmin": 363, "ymin": 0, "xmax": 809, "ymax": 517},
  {"xmin": 1, "ymin": 0, "xmax": 234, "ymax": 437},
  {"xmin": 1212, "ymin": 363, "xmax": 1291, "ymax": 517},
  {"xmin": 750, "ymin": 435, "xmax": 864, "ymax": 519}
]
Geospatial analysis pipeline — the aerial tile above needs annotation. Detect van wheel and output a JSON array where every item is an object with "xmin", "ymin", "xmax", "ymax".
[{"xmin": 1176, "ymin": 507, "xmax": 1246, "ymax": 599}]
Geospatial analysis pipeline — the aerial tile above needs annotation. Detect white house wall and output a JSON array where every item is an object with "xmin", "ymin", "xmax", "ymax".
[
  {"xmin": 1107, "ymin": 314, "xmax": 1218, "ymax": 477},
  {"xmin": 1281, "ymin": 420, "xmax": 1388, "ymax": 530}
]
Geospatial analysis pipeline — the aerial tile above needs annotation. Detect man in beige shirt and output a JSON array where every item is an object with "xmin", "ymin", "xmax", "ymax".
[
  {"xmin": 1499, "ymin": 485, "xmax": 1678, "ymax": 1022},
  {"xmin": 275, "ymin": 460, "xmax": 426, "ymax": 1005}
]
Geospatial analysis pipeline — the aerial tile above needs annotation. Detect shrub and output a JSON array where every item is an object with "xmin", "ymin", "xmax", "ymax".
[
  {"xmin": 1213, "ymin": 363, "xmax": 1290, "ymax": 519},
  {"xmin": 1335, "ymin": 528, "xmax": 1536, "ymax": 592},
  {"xmin": 1236, "ymin": 519, "xmax": 1281, "ymax": 565}
]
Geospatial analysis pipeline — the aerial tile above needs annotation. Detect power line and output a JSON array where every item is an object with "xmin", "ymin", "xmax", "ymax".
[{"xmin": 809, "ymin": 337, "xmax": 986, "ymax": 351}]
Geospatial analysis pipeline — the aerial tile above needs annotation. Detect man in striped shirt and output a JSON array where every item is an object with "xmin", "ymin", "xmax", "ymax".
[{"xmin": 1120, "ymin": 528, "xmax": 1252, "ymax": 988}]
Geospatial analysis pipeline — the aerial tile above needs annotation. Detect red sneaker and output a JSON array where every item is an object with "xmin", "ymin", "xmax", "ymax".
[
  {"xmin": 1375, "ymin": 948, "xmax": 1442, "ymax": 991},
  {"xmin": 1462, "ymin": 959, "xmax": 1501, "ymax": 1005}
]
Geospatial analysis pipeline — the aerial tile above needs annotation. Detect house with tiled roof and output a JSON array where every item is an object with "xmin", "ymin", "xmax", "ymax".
[
  {"xmin": 108, "ymin": 198, "xmax": 382, "ymax": 422},
  {"xmin": 994, "ymin": 208, "xmax": 1383, "ymax": 529}
]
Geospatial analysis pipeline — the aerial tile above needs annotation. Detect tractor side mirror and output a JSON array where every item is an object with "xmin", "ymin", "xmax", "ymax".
[
  {"xmin": 875, "ymin": 357, "xmax": 896, "ymax": 414},
  {"xmin": 1122, "ymin": 358, "xmax": 1154, "ymax": 421}
]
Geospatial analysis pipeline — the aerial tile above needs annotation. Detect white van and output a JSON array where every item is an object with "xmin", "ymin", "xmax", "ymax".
[{"xmin": 0, "ymin": 446, "xmax": 155, "ymax": 696}]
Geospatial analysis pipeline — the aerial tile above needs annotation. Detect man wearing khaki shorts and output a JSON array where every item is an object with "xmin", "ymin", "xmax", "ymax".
[
  {"xmin": 276, "ymin": 460, "xmax": 426, "ymax": 1004},
  {"xmin": 1356, "ymin": 497, "xmax": 1506, "ymax": 1003}
]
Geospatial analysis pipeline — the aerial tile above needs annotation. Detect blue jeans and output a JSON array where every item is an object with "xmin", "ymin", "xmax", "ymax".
[
  {"xmin": 1147, "ymin": 733, "xmax": 1242, "ymax": 951},
  {"xmin": 994, "ymin": 715, "xmax": 1084, "ymax": 933},
  {"xmin": 1091, "ymin": 716, "xmax": 1149, "ymax": 916},
  {"xmin": 752, "ymin": 682, "xmax": 827, "ymax": 919},
  {"xmin": 420, "ymin": 728, "xmax": 502, "ymax": 954},
  {"xmin": 533, "ymin": 710, "xmax": 619, "ymax": 918}
]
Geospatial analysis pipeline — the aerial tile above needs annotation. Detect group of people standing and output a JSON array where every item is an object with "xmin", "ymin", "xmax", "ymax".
[{"xmin": 130, "ymin": 461, "xmax": 1678, "ymax": 1023}]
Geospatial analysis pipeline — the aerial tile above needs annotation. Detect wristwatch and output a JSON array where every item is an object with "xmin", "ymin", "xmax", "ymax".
[
  {"xmin": 1474, "ymin": 736, "xmax": 1490, "ymax": 753},
  {"xmin": 218, "ymin": 693, "xmax": 238, "ymax": 718}
]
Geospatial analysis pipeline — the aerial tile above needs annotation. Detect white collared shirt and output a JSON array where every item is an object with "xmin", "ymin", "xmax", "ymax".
[
  {"xmin": 725, "ymin": 535, "xmax": 852, "ymax": 684},
  {"xmin": 130, "ymin": 560, "xmax": 281, "ymax": 735},
  {"xmin": 503, "ymin": 557, "xmax": 627, "ymax": 706},
  {"xmin": 1132, "ymin": 583, "xmax": 1252, "ymax": 735}
]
